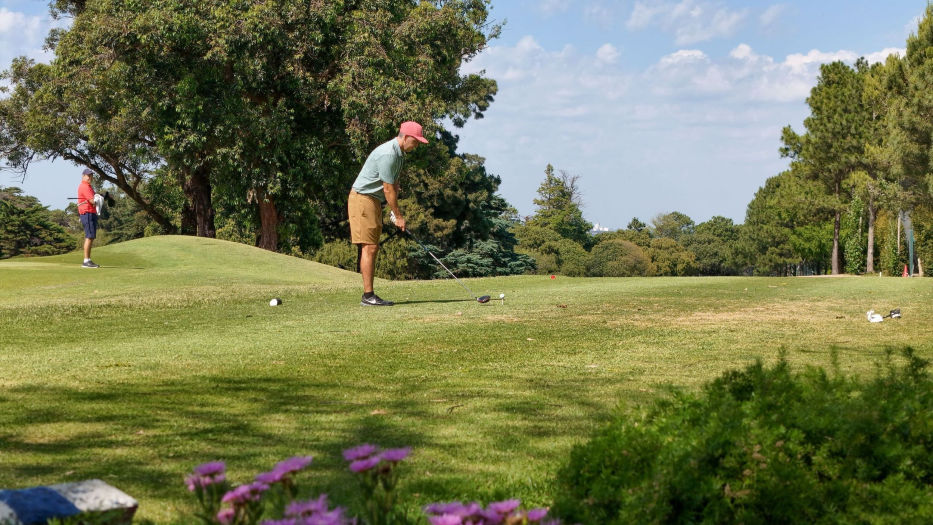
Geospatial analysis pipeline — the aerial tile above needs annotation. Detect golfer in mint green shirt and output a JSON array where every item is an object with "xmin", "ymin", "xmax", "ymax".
[{"xmin": 348, "ymin": 121, "xmax": 428, "ymax": 306}]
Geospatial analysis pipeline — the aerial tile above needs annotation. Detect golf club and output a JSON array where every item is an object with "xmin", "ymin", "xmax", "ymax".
[{"xmin": 399, "ymin": 222, "xmax": 490, "ymax": 304}]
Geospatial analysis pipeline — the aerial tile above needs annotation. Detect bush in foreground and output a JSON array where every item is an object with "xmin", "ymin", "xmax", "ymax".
[{"xmin": 552, "ymin": 348, "xmax": 933, "ymax": 523}]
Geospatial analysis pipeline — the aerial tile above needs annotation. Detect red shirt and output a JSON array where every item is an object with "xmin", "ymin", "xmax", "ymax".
[{"xmin": 78, "ymin": 180, "xmax": 97, "ymax": 214}]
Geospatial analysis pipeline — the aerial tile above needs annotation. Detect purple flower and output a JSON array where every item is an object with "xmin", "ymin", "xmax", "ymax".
[
  {"xmin": 349, "ymin": 455, "xmax": 381, "ymax": 473},
  {"xmin": 256, "ymin": 469, "xmax": 287, "ymax": 484},
  {"xmin": 526, "ymin": 508, "xmax": 549, "ymax": 521},
  {"xmin": 310, "ymin": 508, "xmax": 349, "ymax": 525},
  {"xmin": 379, "ymin": 447, "xmax": 411, "ymax": 463},
  {"xmin": 274, "ymin": 455, "xmax": 313, "ymax": 474},
  {"xmin": 186, "ymin": 461, "xmax": 227, "ymax": 491},
  {"xmin": 342, "ymin": 444, "xmax": 377, "ymax": 461},
  {"xmin": 286, "ymin": 494, "xmax": 330, "ymax": 517},
  {"xmin": 261, "ymin": 520, "xmax": 297, "ymax": 525},
  {"xmin": 221, "ymin": 482, "xmax": 270, "ymax": 505},
  {"xmin": 216, "ymin": 508, "xmax": 235, "ymax": 525},
  {"xmin": 194, "ymin": 461, "xmax": 226, "ymax": 477},
  {"xmin": 479, "ymin": 510, "xmax": 504, "ymax": 524},
  {"xmin": 487, "ymin": 499, "xmax": 521, "ymax": 515},
  {"xmin": 429, "ymin": 515, "xmax": 463, "ymax": 525},
  {"xmin": 424, "ymin": 501, "xmax": 484, "ymax": 519}
]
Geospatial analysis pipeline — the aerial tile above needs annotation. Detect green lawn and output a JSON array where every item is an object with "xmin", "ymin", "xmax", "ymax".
[{"xmin": 2, "ymin": 236, "xmax": 931, "ymax": 522}]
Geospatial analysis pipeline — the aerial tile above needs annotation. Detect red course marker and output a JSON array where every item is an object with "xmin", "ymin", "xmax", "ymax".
[{"xmin": 550, "ymin": 275, "xmax": 556, "ymax": 279}]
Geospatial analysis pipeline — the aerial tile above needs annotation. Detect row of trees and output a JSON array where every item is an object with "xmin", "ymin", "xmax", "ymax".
[
  {"xmin": 3, "ymin": 3, "xmax": 931, "ymax": 277},
  {"xmin": 761, "ymin": 5, "xmax": 933, "ymax": 276}
]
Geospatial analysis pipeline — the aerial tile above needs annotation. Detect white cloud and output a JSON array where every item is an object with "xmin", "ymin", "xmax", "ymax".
[
  {"xmin": 537, "ymin": 0, "xmax": 571, "ymax": 15},
  {"xmin": 455, "ymin": 39, "xmax": 904, "ymax": 225},
  {"xmin": 596, "ymin": 43, "xmax": 621, "ymax": 64},
  {"xmin": 627, "ymin": 0, "xmax": 748, "ymax": 45},
  {"xmin": 864, "ymin": 47, "xmax": 905, "ymax": 64},
  {"xmin": 0, "ymin": 7, "xmax": 66, "ymax": 75},
  {"xmin": 760, "ymin": 4, "xmax": 787, "ymax": 27}
]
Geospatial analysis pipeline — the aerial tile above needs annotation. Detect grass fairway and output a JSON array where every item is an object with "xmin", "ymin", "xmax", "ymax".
[{"xmin": 2, "ymin": 236, "xmax": 931, "ymax": 522}]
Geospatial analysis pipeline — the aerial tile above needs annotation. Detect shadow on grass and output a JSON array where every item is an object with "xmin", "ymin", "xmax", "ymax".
[{"xmin": 0, "ymin": 370, "xmax": 630, "ymax": 519}]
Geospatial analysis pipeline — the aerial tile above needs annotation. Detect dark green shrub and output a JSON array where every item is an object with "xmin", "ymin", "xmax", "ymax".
[
  {"xmin": 313, "ymin": 240, "xmax": 357, "ymax": 271},
  {"xmin": 552, "ymin": 349, "xmax": 933, "ymax": 524}
]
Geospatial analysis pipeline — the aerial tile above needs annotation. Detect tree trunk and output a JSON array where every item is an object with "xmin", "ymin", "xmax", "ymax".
[
  {"xmin": 180, "ymin": 165, "xmax": 216, "ymax": 237},
  {"xmin": 866, "ymin": 194, "xmax": 876, "ymax": 274},
  {"xmin": 831, "ymin": 209, "xmax": 841, "ymax": 275},
  {"xmin": 257, "ymin": 192, "xmax": 279, "ymax": 251}
]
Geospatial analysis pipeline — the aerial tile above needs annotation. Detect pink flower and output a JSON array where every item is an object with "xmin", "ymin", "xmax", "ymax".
[
  {"xmin": 286, "ymin": 494, "xmax": 330, "ymax": 517},
  {"xmin": 342, "ymin": 444, "xmax": 377, "ymax": 461},
  {"xmin": 349, "ymin": 456, "xmax": 381, "ymax": 473},
  {"xmin": 487, "ymin": 499, "xmax": 521, "ymax": 515},
  {"xmin": 429, "ymin": 515, "xmax": 463, "ymax": 525},
  {"xmin": 273, "ymin": 455, "xmax": 313, "ymax": 474},
  {"xmin": 216, "ymin": 508, "xmax": 235, "ymax": 525},
  {"xmin": 194, "ymin": 461, "xmax": 226, "ymax": 477},
  {"xmin": 221, "ymin": 482, "xmax": 270, "ymax": 505},
  {"xmin": 255, "ymin": 470, "xmax": 287, "ymax": 484},
  {"xmin": 379, "ymin": 447, "xmax": 411, "ymax": 463},
  {"xmin": 526, "ymin": 508, "xmax": 549, "ymax": 521}
]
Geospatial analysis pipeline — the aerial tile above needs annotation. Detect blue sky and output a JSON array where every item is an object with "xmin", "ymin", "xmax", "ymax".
[{"xmin": 1, "ymin": 1, "xmax": 928, "ymax": 229}]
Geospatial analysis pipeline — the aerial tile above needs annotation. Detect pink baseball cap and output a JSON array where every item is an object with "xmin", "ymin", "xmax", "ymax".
[{"xmin": 399, "ymin": 121, "xmax": 429, "ymax": 143}]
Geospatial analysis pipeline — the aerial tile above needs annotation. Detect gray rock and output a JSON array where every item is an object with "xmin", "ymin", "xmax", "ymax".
[{"xmin": 0, "ymin": 479, "xmax": 137, "ymax": 525}]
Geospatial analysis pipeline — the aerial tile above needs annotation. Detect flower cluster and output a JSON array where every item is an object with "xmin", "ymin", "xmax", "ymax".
[
  {"xmin": 424, "ymin": 499, "xmax": 558, "ymax": 525},
  {"xmin": 343, "ymin": 444, "xmax": 411, "ymax": 473},
  {"xmin": 185, "ymin": 446, "xmax": 559, "ymax": 525},
  {"xmin": 343, "ymin": 444, "xmax": 411, "ymax": 525},
  {"xmin": 259, "ymin": 494, "xmax": 351, "ymax": 525},
  {"xmin": 187, "ymin": 461, "xmax": 228, "ymax": 491}
]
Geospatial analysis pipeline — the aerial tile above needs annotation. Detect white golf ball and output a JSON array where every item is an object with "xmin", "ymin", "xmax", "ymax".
[
  {"xmin": 499, "ymin": 293, "xmax": 505, "ymax": 298},
  {"xmin": 270, "ymin": 298, "xmax": 282, "ymax": 306}
]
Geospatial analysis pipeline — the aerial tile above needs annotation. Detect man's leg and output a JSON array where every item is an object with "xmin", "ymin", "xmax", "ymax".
[
  {"xmin": 84, "ymin": 238, "xmax": 93, "ymax": 260},
  {"xmin": 360, "ymin": 243, "xmax": 379, "ymax": 293}
]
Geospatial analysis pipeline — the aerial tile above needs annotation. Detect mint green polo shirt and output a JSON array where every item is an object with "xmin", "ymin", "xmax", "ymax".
[{"xmin": 351, "ymin": 139, "xmax": 404, "ymax": 204}]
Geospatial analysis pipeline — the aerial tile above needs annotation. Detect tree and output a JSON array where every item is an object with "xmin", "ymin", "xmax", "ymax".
[
  {"xmin": 2, "ymin": 0, "xmax": 501, "ymax": 253},
  {"xmin": 889, "ymin": 4, "xmax": 933, "ymax": 209},
  {"xmin": 0, "ymin": 187, "xmax": 75, "ymax": 259},
  {"xmin": 526, "ymin": 164, "xmax": 593, "ymax": 246},
  {"xmin": 784, "ymin": 61, "xmax": 868, "ymax": 274},
  {"xmin": 651, "ymin": 211, "xmax": 695, "ymax": 243},
  {"xmin": 586, "ymin": 239, "xmax": 654, "ymax": 277},
  {"xmin": 646, "ymin": 237, "xmax": 697, "ymax": 276},
  {"xmin": 739, "ymin": 169, "xmax": 832, "ymax": 275},
  {"xmin": 686, "ymin": 216, "xmax": 741, "ymax": 276}
]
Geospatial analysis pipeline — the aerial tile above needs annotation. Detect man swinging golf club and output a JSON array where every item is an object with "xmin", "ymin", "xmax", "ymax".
[{"xmin": 348, "ymin": 121, "xmax": 428, "ymax": 306}]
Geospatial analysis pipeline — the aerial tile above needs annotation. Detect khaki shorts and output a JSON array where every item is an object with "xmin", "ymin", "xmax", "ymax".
[{"xmin": 348, "ymin": 190, "xmax": 383, "ymax": 245}]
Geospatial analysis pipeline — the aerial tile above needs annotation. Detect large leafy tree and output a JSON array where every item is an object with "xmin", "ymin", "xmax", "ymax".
[
  {"xmin": 651, "ymin": 211, "xmax": 695, "ymax": 243},
  {"xmin": 0, "ymin": 187, "xmax": 75, "ymax": 259},
  {"xmin": 783, "ymin": 61, "xmax": 869, "ymax": 274},
  {"xmin": 526, "ymin": 164, "xmax": 593, "ymax": 246},
  {"xmin": 889, "ymin": 3, "xmax": 933, "ymax": 208},
  {"xmin": 686, "ymin": 216, "xmax": 742, "ymax": 276},
  {"xmin": 2, "ymin": 0, "xmax": 499, "ymax": 252},
  {"xmin": 739, "ymin": 169, "xmax": 832, "ymax": 275}
]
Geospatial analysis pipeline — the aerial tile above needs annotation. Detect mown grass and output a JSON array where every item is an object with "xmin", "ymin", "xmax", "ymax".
[{"xmin": 1, "ymin": 236, "xmax": 931, "ymax": 522}]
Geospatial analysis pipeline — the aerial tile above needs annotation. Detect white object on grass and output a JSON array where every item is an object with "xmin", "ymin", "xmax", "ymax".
[
  {"xmin": 270, "ymin": 298, "xmax": 282, "ymax": 306},
  {"xmin": 866, "ymin": 310, "xmax": 883, "ymax": 323}
]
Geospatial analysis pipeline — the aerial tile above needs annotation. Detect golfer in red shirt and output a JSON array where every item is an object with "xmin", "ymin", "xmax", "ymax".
[{"xmin": 77, "ymin": 168, "xmax": 100, "ymax": 268}]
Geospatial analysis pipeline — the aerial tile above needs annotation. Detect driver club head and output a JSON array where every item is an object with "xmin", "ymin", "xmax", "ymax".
[{"xmin": 477, "ymin": 295, "xmax": 491, "ymax": 304}]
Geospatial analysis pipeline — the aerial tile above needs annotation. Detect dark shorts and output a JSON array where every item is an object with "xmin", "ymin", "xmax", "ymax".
[{"xmin": 80, "ymin": 212, "xmax": 98, "ymax": 239}]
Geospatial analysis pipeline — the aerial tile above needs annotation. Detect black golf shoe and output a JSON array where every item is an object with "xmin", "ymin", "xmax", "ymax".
[{"xmin": 360, "ymin": 294, "xmax": 394, "ymax": 306}]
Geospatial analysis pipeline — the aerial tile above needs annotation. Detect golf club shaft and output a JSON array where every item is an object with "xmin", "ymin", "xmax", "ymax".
[{"xmin": 406, "ymin": 230, "xmax": 479, "ymax": 299}]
